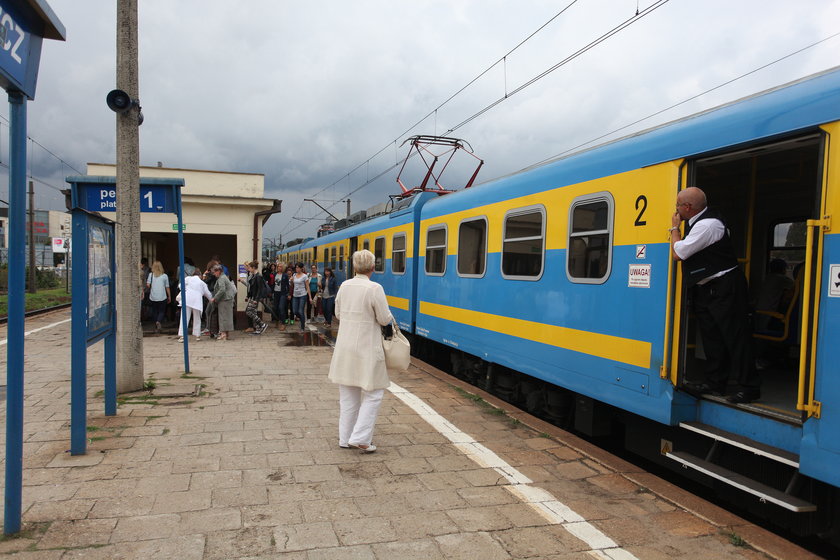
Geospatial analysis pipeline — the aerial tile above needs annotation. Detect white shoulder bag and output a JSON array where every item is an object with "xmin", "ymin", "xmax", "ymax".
[{"xmin": 382, "ymin": 319, "xmax": 411, "ymax": 372}]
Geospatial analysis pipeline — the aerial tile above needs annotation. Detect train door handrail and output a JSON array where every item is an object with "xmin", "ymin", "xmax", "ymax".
[{"xmin": 797, "ymin": 217, "xmax": 828, "ymax": 418}]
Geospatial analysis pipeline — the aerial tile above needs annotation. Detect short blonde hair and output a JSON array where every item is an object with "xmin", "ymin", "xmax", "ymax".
[{"xmin": 352, "ymin": 249, "xmax": 375, "ymax": 274}]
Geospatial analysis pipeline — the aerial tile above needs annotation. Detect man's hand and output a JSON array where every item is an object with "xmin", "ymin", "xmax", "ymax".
[{"xmin": 672, "ymin": 211, "xmax": 682, "ymax": 228}]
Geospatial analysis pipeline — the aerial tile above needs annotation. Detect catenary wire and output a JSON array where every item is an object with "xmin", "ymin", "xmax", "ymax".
[
  {"xmin": 282, "ymin": 0, "xmax": 670, "ymax": 235},
  {"xmin": 281, "ymin": 0, "xmax": 586, "ymax": 235}
]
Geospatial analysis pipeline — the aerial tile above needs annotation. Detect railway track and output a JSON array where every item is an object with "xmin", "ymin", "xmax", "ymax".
[{"xmin": 0, "ymin": 302, "xmax": 72, "ymax": 325}]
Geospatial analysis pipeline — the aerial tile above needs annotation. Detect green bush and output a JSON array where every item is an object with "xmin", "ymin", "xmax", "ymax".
[{"xmin": 0, "ymin": 265, "xmax": 62, "ymax": 291}]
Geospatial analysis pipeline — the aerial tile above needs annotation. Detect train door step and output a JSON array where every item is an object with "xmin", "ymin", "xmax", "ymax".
[
  {"xmin": 679, "ymin": 421, "xmax": 799, "ymax": 467},
  {"xmin": 663, "ymin": 422, "xmax": 816, "ymax": 513}
]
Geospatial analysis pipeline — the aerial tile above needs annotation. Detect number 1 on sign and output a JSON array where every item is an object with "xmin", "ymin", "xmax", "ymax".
[{"xmin": 143, "ymin": 190, "xmax": 153, "ymax": 209}]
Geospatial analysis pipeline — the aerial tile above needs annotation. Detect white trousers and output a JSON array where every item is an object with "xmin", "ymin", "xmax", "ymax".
[
  {"xmin": 338, "ymin": 385, "xmax": 385, "ymax": 447},
  {"xmin": 178, "ymin": 306, "xmax": 202, "ymax": 337}
]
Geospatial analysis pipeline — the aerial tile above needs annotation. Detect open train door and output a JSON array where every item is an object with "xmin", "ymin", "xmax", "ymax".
[
  {"xmin": 348, "ymin": 237, "xmax": 358, "ymax": 278},
  {"xmin": 670, "ymin": 132, "xmax": 827, "ymax": 422}
]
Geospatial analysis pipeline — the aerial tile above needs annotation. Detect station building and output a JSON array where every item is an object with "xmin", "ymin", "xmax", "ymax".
[{"xmin": 86, "ymin": 163, "xmax": 282, "ymax": 313}]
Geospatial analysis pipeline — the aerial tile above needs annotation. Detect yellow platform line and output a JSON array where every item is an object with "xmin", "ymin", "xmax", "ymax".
[{"xmin": 420, "ymin": 301, "xmax": 651, "ymax": 369}]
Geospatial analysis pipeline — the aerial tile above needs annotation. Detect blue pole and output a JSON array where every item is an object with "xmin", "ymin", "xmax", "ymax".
[
  {"xmin": 176, "ymin": 187, "xmax": 189, "ymax": 373},
  {"xmin": 70, "ymin": 213, "xmax": 87, "ymax": 455},
  {"xmin": 4, "ymin": 91, "xmax": 27, "ymax": 535},
  {"xmin": 104, "ymin": 223, "xmax": 117, "ymax": 416}
]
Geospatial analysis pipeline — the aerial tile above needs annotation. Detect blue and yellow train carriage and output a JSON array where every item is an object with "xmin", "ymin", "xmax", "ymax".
[
  {"xmin": 414, "ymin": 150, "xmax": 677, "ymax": 424},
  {"xmin": 414, "ymin": 67, "xmax": 840, "ymax": 526}
]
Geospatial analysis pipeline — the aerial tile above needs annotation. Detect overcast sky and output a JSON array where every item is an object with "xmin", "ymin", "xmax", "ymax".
[{"xmin": 3, "ymin": 0, "xmax": 840, "ymax": 244}]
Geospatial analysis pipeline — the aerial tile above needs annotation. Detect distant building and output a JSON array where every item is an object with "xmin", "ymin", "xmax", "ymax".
[
  {"xmin": 85, "ymin": 163, "xmax": 282, "ymax": 314},
  {"xmin": 0, "ymin": 208, "xmax": 67, "ymax": 266}
]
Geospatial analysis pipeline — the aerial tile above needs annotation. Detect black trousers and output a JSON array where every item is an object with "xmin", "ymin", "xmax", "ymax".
[{"xmin": 691, "ymin": 270, "xmax": 759, "ymax": 391}]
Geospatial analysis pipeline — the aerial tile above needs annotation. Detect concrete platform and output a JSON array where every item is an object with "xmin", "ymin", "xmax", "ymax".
[{"xmin": 0, "ymin": 310, "xmax": 824, "ymax": 559}]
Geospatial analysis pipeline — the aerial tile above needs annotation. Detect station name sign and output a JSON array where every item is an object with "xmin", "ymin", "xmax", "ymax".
[{"xmin": 0, "ymin": 1, "xmax": 43, "ymax": 98}]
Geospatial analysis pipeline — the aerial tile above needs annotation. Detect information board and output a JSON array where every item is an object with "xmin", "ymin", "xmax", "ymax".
[{"xmin": 86, "ymin": 222, "xmax": 113, "ymax": 335}]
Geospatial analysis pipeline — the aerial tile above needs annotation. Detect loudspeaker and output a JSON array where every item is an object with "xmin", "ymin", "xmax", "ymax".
[{"xmin": 106, "ymin": 89, "xmax": 132, "ymax": 113}]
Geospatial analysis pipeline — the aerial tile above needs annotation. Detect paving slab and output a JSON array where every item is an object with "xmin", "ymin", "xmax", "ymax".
[{"xmin": 0, "ymin": 310, "xmax": 826, "ymax": 559}]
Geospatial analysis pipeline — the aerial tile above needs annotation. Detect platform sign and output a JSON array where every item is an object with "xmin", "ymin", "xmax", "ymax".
[{"xmin": 79, "ymin": 182, "xmax": 175, "ymax": 213}]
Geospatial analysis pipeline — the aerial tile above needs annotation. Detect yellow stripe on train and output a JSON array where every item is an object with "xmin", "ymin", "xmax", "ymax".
[
  {"xmin": 386, "ymin": 295, "xmax": 410, "ymax": 310},
  {"xmin": 419, "ymin": 301, "xmax": 651, "ymax": 369}
]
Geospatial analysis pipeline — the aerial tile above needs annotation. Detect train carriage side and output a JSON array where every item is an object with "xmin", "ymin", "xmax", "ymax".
[
  {"xmin": 415, "ymin": 160, "xmax": 679, "ymax": 425},
  {"xmin": 413, "ymin": 67, "xmax": 840, "ymax": 520}
]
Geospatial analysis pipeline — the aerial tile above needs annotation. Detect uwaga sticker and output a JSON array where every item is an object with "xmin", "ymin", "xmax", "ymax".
[{"xmin": 629, "ymin": 264, "xmax": 651, "ymax": 288}]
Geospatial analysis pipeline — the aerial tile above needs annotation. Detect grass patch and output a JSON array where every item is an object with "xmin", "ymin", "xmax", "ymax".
[
  {"xmin": 0, "ymin": 287, "xmax": 72, "ymax": 317},
  {"xmin": 162, "ymin": 428, "xmax": 170, "ymax": 435},
  {"xmin": 142, "ymin": 379, "xmax": 157, "ymax": 391},
  {"xmin": 85, "ymin": 426, "xmax": 102, "ymax": 432},
  {"xmin": 727, "ymin": 532, "xmax": 747, "ymax": 547},
  {"xmin": 0, "ymin": 522, "xmax": 49, "ymax": 541}
]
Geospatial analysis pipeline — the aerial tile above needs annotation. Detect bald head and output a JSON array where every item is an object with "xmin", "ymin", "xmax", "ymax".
[{"xmin": 676, "ymin": 187, "xmax": 707, "ymax": 220}]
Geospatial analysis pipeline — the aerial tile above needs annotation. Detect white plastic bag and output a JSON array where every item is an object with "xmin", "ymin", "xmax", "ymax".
[{"xmin": 382, "ymin": 320, "xmax": 411, "ymax": 372}]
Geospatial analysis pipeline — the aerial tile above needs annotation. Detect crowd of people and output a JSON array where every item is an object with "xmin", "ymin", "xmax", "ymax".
[
  {"xmin": 140, "ymin": 254, "xmax": 342, "ymax": 341},
  {"xmin": 140, "ymin": 249, "xmax": 393, "ymax": 454}
]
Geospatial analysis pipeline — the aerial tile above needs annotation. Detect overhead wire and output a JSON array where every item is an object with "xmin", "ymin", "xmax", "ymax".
[
  {"xmin": 281, "ymin": 0, "xmax": 584, "ymax": 236},
  {"xmin": 527, "ymin": 30, "xmax": 840, "ymax": 169},
  {"xmin": 283, "ymin": 0, "xmax": 671, "ymax": 235},
  {"xmin": 284, "ymin": 1, "xmax": 838, "ymax": 240}
]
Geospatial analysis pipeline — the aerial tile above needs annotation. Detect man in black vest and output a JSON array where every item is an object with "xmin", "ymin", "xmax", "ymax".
[{"xmin": 670, "ymin": 187, "xmax": 760, "ymax": 403}]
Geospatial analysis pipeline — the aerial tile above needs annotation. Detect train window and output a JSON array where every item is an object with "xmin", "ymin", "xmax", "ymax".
[
  {"xmin": 769, "ymin": 220, "xmax": 806, "ymax": 272},
  {"xmin": 502, "ymin": 207, "xmax": 544, "ymax": 279},
  {"xmin": 425, "ymin": 226, "xmax": 447, "ymax": 275},
  {"xmin": 374, "ymin": 237, "xmax": 385, "ymax": 272},
  {"xmin": 567, "ymin": 192, "xmax": 614, "ymax": 284},
  {"xmin": 392, "ymin": 233, "xmax": 406, "ymax": 274},
  {"xmin": 339, "ymin": 245, "xmax": 344, "ymax": 271},
  {"xmin": 458, "ymin": 217, "xmax": 487, "ymax": 277},
  {"xmin": 363, "ymin": 239, "xmax": 370, "ymax": 251},
  {"xmin": 331, "ymin": 247, "xmax": 337, "ymax": 270}
]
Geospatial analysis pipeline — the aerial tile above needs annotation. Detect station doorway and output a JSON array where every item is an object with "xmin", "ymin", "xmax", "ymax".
[
  {"xmin": 140, "ymin": 232, "xmax": 238, "ymax": 331},
  {"xmin": 678, "ymin": 132, "xmax": 824, "ymax": 422}
]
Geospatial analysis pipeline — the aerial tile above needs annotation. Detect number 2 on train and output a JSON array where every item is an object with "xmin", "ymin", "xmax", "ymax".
[{"xmin": 634, "ymin": 194, "xmax": 647, "ymax": 226}]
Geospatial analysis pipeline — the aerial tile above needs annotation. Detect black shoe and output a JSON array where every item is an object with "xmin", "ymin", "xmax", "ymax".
[
  {"xmin": 683, "ymin": 382, "xmax": 725, "ymax": 397},
  {"xmin": 727, "ymin": 390, "xmax": 760, "ymax": 404}
]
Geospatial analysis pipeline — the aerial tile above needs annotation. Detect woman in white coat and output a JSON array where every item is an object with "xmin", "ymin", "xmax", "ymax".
[
  {"xmin": 178, "ymin": 268, "xmax": 213, "ymax": 342},
  {"xmin": 328, "ymin": 249, "xmax": 393, "ymax": 453}
]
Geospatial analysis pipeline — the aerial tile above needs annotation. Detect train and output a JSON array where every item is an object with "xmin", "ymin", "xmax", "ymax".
[{"xmin": 280, "ymin": 66, "xmax": 840, "ymax": 538}]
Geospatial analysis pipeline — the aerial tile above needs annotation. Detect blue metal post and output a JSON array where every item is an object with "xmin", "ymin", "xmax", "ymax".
[
  {"xmin": 176, "ymin": 187, "xmax": 189, "ymax": 373},
  {"xmin": 4, "ymin": 91, "xmax": 27, "ymax": 534},
  {"xmin": 104, "ymin": 223, "xmax": 116, "ymax": 416},
  {"xmin": 70, "ymin": 213, "xmax": 87, "ymax": 455}
]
